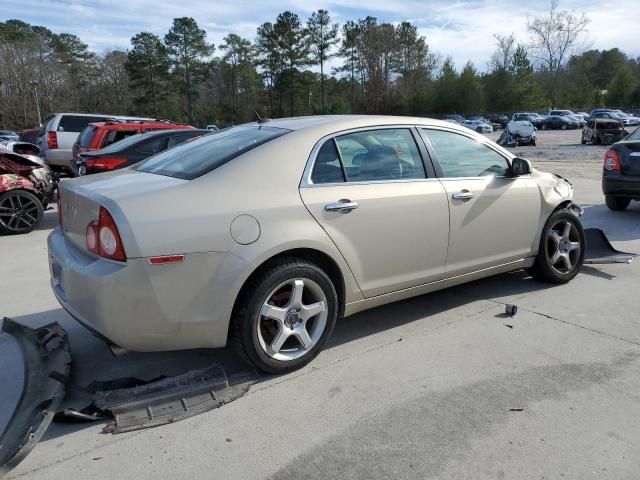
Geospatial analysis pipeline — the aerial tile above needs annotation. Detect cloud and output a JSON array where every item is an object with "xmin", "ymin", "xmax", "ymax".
[{"xmin": 1, "ymin": 0, "xmax": 638, "ymax": 69}]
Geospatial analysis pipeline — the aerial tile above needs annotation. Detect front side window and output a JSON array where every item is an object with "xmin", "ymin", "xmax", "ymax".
[
  {"xmin": 334, "ymin": 129, "xmax": 425, "ymax": 182},
  {"xmin": 138, "ymin": 126, "xmax": 289, "ymax": 180},
  {"xmin": 422, "ymin": 129, "xmax": 510, "ymax": 178}
]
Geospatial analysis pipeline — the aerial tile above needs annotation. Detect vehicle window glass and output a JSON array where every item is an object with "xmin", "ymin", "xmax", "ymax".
[
  {"xmin": 137, "ymin": 126, "xmax": 289, "ymax": 180},
  {"xmin": 334, "ymin": 129, "xmax": 425, "ymax": 182},
  {"xmin": 167, "ymin": 134, "xmax": 198, "ymax": 149},
  {"xmin": 311, "ymin": 140, "xmax": 344, "ymax": 184},
  {"xmin": 423, "ymin": 129, "xmax": 510, "ymax": 178},
  {"xmin": 136, "ymin": 137, "xmax": 164, "ymax": 155},
  {"xmin": 627, "ymin": 128, "xmax": 640, "ymax": 140},
  {"xmin": 98, "ymin": 133, "xmax": 145, "ymax": 153},
  {"xmin": 102, "ymin": 129, "xmax": 138, "ymax": 147},
  {"xmin": 78, "ymin": 126, "xmax": 97, "ymax": 147},
  {"xmin": 58, "ymin": 115, "xmax": 110, "ymax": 132}
]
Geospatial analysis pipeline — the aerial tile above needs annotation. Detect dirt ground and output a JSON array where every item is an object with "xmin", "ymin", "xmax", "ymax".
[{"xmin": 486, "ymin": 127, "xmax": 638, "ymax": 181}]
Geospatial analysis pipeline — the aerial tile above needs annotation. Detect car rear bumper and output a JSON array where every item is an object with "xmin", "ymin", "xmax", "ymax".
[
  {"xmin": 47, "ymin": 228, "xmax": 248, "ymax": 351},
  {"xmin": 602, "ymin": 174, "xmax": 640, "ymax": 198},
  {"xmin": 44, "ymin": 149, "xmax": 73, "ymax": 167}
]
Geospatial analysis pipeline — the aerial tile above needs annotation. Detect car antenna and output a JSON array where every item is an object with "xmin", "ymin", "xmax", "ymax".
[{"xmin": 255, "ymin": 111, "xmax": 270, "ymax": 124}]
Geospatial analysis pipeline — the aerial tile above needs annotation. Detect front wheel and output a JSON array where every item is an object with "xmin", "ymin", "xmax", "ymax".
[
  {"xmin": 541, "ymin": 124, "xmax": 547, "ymax": 130},
  {"xmin": 232, "ymin": 258, "xmax": 338, "ymax": 374},
  {"xmin": 0, "ymin": 190, "xmax": 44, "ymax": 235},
  {"xmin": 529, "ymin": 209, "xmax": 585, "ymax": 284},
  {"xmin": 605, "ymin": 195, "xmax": 630, "ymax": 211},
  {"xmin": 561, "ymin": 124, "xmax": 568, "ymax": 130}
]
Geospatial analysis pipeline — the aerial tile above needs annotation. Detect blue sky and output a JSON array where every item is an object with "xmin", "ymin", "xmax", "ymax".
[{"xmin": 2, "ymin": 0, "xmax": 638, "ymax": 71}]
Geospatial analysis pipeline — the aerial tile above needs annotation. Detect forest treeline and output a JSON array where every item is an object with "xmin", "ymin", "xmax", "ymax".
[{"xmin": 1, "ymin": 1, "xmax": 639, "ymax": 129}]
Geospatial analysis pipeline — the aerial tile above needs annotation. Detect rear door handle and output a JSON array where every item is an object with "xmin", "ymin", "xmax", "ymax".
[
  {"xmin": 451, "ymin": 190, "xmax": 474, "ymax": 201},
  {"xmin": 324, "ymin": 199, "xmax": 359, "ymax": 214}
]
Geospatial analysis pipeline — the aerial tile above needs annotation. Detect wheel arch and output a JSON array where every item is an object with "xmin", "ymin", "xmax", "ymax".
[{"xmin": 228, "ymin": 247, "xmax": 349, "ymax": 342}]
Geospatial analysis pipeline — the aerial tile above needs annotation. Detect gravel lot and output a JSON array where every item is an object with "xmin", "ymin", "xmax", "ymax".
[{"xmin": 2, "ymin": 130, "xmax": 640, "ymax": 479}]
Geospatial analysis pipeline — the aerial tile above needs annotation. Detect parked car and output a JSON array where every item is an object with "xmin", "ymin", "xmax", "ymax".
[
  {"xmin": 463, "ymin": 119, "xmax": 493, "ymax": 133},
  {"xmin": 497, "ymin": 120, "xmax": 537, "ymax": 147},
  {"xmin": 0, "ymin": 130, "xmax": 19, "ymax": 141},
  {"xmin": 549, "ymin": 110, "xmax": 586, "ymax": 127},
  {"xmin": 588, "ymin": 111, "xmax": 627, "ymax": 126},
  {"xmin": 610, "ymin": 110, "xmax": 640, "ymax": 126},
  {"xmin": 71, "ymin": 128, "xmax": 210, "ymax": 176},
  {"xmin": 539, "ymin": 115, "xmax": 580, "ymax": 130},
  {"xmin": 581, "ymin": 119, "xmax": 627, "ymax": 145},
  {"xmin": 72, "ymin": 120, "xmax": 194, "ymax": 161},
  {"xmin": 485, "ymin": 113, "xmax": 510, "ymax": 129},
  {"xmin": 206, "ymin": 125, "xmax": 219, "ymax": 131},
  {"xmin": 512, "ymin": 113, "xmax": 542, "ymax": 128},
  {"xmin": 602, "ymin": 126, "xmax": 640, "ymax": 210},
  {"xmin": 49, "ymin": 115, "xmax": 585, "ymax": 374},
  {"xmin": 626, "ymin": 108, "xmax": 640, "ymax": 117},
  {"xmin": 19, "ymin": 127, "xmax": 42, "ymax": 144},
  {"xmin": 468, "ymin": 116, "xmax": 501, "ymax": 131},
  {"xmin": 37, "ymin": 113, "xmax": 153, "ymax": 173},
  {"xmin": 0, "ymin": 145, "xmax": 56, "ymax": 234},
  {"xmin": 443, "ymin": 114, "xmax": 465, "ymax": 125}
]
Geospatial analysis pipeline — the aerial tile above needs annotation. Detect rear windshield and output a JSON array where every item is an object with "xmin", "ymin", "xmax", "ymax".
[
  {"xmin": 78, "ymin": 126, "xmax": 98, "ymax": 147},
  {"xmin": 137, "ymin": 126, "xmax": 289, "ymax": 180},
  {"xmin": 59, "ymin": 115, "xmax": 110, "ymax": 132},
  {"xmin": 102, "ymin": 129, "xmax": 139, "ymax": 147}
]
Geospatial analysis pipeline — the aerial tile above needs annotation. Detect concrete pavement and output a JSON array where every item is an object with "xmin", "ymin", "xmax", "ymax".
[{"xmin": 2, "ymin": 179, "xmax": 639, "ymax": 479}]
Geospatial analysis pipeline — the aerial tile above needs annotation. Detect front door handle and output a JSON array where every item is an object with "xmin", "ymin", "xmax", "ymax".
[
  {"xmin": 451, "ymin": 190, "xmax": 474, "ymax": 201},
  {"xmin": 325, "ymin": 199, "xmax": 359, "ymax": 214}
]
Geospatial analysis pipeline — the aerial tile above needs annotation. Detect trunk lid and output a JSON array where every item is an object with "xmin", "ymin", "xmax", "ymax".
[
  {"xmin": 617, "ymin": 140, "xmax": 640, "ymax": 177},
  {"xmin": 58, "ymin": 170, "xmax": 187, "ymax": 254}
]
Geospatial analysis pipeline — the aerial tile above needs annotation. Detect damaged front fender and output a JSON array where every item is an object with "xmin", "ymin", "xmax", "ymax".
[{"xmin": 0, "ymin": 319, "xmax": 70, "ymax": 478}]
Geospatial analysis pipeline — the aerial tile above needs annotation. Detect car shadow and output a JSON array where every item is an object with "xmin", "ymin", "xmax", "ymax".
[
  {"xmin": 8, "ymin": 269, "xmax": 556, "ymax": 442},
  {"xmin": 581, "ymin": 202, "xmax": 640, "ymax": 243},
  {"xmin": 33, "ymin": 210, "xmax": 58, "ymax": 231}
]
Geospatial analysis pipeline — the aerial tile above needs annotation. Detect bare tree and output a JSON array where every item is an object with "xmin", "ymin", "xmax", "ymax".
[{"xmin": 489, "ymin": 33, "xmax": 516, "ymax": 71}]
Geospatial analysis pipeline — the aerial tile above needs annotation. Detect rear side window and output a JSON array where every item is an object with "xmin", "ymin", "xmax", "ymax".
[
  {"xmin": 311, "ymin": 140, "xmax": 345, "ymax": 184},
  {"xmin": 136, "ymin": 136, "xmax": 165, "ymax": 155},
  {"xmin": 335, "ymin": 129, "xmax": 425, "ymax": 182},
  {"xmin": 58, "ymin": 115, "xmax": 110, "ymax": 132},
  {"xmin": 138, "ymin": 126, "xmax": 289, "ymax": 179},
  {"xmin": 166, "ymin": 133, "xmax": 199, "ymax": 148},
  {"xmin": 422, "ymin": 129, "xmax": 509, "ymax": 178},
  {"xmin": 102, "ymin": 129, "xmax": 138, "ymax": 147},
  {"xmin": 78, "ymin": 126, "xmax": 98, "ymax": 147}
]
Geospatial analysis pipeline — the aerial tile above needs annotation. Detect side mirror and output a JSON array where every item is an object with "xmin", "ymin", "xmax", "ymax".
[{"xmin": 510, "ymin": 157, "xmax": 531, "ymax": 176}]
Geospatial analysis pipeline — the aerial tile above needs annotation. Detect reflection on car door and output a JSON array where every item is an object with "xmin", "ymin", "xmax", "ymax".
[
  {"xmin": 420, "ymin": 128, "xmax": 541, "ymax": 277},
  {"xmin": 300, "ymin": 128, "xmax": 450, "ymax": 298}
]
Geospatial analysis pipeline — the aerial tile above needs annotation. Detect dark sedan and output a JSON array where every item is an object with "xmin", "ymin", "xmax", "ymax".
[
  {"xmin": 539, "ymin": 115, "xmax": 580, "ymax": 130},
  {"xmin": 70, "ymin": 128, "xmax": 210, "ymax": 176},
  {"xmin": 602, "ymin": 127, "xmax": 640, "ymax": 210}
]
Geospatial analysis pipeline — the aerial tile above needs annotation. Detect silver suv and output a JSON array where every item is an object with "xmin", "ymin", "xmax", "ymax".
[{"xmin": 38, "ymin": 113, "xmax": 152, "ymax": 172}]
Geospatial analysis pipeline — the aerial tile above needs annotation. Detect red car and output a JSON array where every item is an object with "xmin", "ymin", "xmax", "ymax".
[
  {"xmin": 72, "ymin": 120, "xmax": 194, "ymax": 161},
  {"xmin": 0, "ymin": 147, "xmax": 56, "ymax": 234}
]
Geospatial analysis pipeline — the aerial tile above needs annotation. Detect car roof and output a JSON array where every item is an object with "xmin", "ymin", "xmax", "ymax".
[
  {"xmin": 87, "ymin": 121, "xmax": 193, "ymax": 130},
  {"xmin": 239, "ymin": 115, "xmax": 472, "ymax": 135}
]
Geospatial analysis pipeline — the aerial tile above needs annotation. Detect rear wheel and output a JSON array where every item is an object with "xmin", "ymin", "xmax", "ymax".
[
  {"xmin": 541, "ymin": 124, "xmax": 547, "ymax": 130},
  {"xmin": 605, "ymin": 195, "xmax": 630, "ymax": 211},
  {"xmin": 0, "ymin": 190, "xmax": 44, "ymax": 235},
  {"xmin": 561, "ymin": 124, "xmax": 568, "ymax": 130},
  {"xmin": 529, "ymin": 209, "xmax": 584, "ymax": 284},
  {"xmin": 232, "ymin": 258, "xmax": 338, "ymax": 374}
]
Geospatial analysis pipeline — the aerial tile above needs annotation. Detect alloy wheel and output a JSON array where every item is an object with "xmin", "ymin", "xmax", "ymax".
[
  {"xmin": 0, "ymin": 192, "xmax": 41, "ymax": 233},
  {"xmin": 546, "ymin": 219, "xmax": 581, "ymax": 274},
  {"xmin": 256, "ymin": 278, "xmax": 328, "ymax": 362}
]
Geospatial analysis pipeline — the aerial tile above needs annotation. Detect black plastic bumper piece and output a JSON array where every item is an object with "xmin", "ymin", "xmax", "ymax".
[{"xmin": 0, "ymin": 318, "xmax": 71, "ymax": 478}]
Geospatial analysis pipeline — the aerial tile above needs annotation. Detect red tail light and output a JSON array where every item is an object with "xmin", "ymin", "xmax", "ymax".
[
  {"xmin": 85, "ymin": 158, "xmax": 128, "ymax": 173},
  {"xmin": 47, "ymin": 131, "xmax": 58, "ymax": 149},
  {"xmin": 85, "ymin": 207, "xmax": 126, "ymax": 261},
  {"xmin": 57, "ymin": 190, "xmax": 62, "ymax": 227},
  {"xmin": 604, "ymin": 148, "xmax": 620, "ymax": 171}
]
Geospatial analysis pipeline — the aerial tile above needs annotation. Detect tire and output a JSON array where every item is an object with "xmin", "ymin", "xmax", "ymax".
[
  {"xmin": 0, "ymin": 190, "xmax": 44, "ymax": 235},
  {"xmin": 541, "ymin": 124, "xmax": 547, "ymax": 130},
  {"xmin": 232, "ymin": 258, "xmax": 338, "ymax": 374},
  {"xmin": 605, "ymin": 195, "xmax": 631, "ymax": 211},
  {"xmin": 561, "ymin": 124, "xmax": 567, "ymax": 130},
  {"xmin": 529, "ymin": 209, "xmax": 585, "ymax": 284},
  {"xmin": 581, "ymin": 137, "xmax": 586, "ymax": 144}
]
